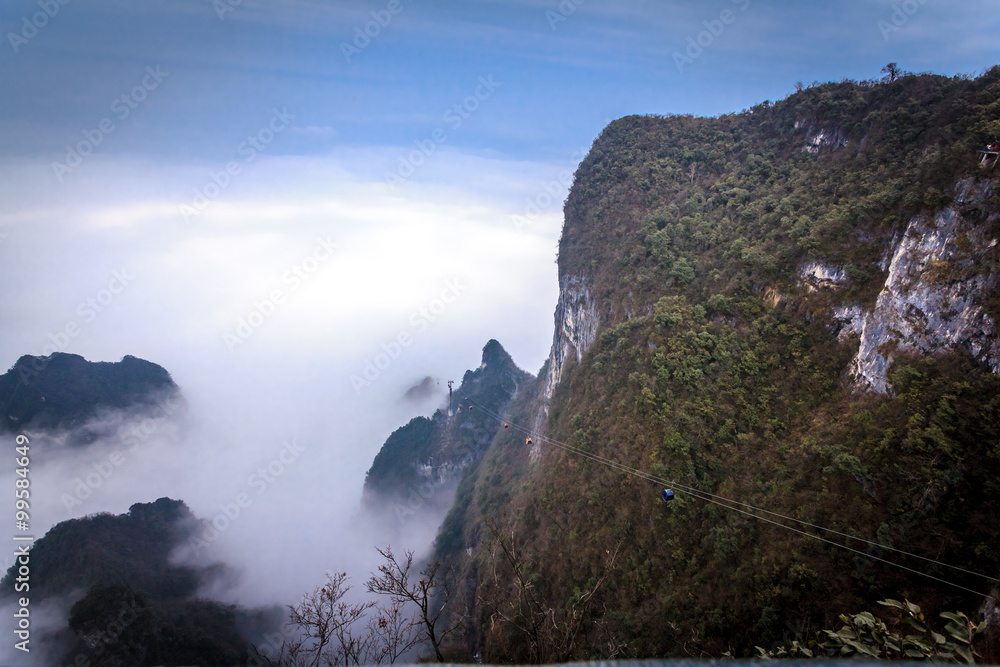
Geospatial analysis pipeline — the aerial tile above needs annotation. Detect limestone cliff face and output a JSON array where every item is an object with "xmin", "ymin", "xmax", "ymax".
[
  {"xmin": 838, "ymin": 177, "xmax": 999, "ymax": 394},
  {"xmin": 797, "ymin": 123, "xmax": 849, "ymax": 154},
  {"xmin": 541, "ymin": 275, "xmax": 599, "ymax": 405}
]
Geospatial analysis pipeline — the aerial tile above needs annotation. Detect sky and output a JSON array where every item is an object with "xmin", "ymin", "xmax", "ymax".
[{"xmin": 0, "ymin": 0, "xmax": 998, "ymax": 658}]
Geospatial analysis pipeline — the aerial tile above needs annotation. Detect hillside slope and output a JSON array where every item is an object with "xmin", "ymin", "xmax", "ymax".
[{"xmin": 430, "ymin": 67, "xmax": 1000, "ymax": 660}]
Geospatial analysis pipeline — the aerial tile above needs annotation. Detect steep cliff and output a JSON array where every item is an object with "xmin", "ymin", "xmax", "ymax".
[
  {"xmin": 415, "ymin": 68, "xmax": 1000, "ymax": 661},
  {"xmin": 839, "ymin": 176, "xmax": 999, "ymax": 394},
  {"xmin": 542, "ymin": 275, "xmax": 599, "ymax": 404}
]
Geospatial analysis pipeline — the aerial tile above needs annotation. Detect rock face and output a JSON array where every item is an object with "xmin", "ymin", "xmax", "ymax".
[
  {"xmin": 542, "ymin": 275, "xmax": 598, "ymax": 403},
  {"xmin": 796, "ymin": 121, "xmax": 848, "ymax": 154},
  {"xmin": 845, "ymin": 178, "xmax": 999, "ymax": 394},
  {"xmin": 800, "ymin": 261, "xmax": 848, "ymax": 291}
]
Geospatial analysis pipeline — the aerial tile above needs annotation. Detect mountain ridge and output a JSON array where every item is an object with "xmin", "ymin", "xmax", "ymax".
[
  {"xmin": 410, "ymin": 67, "xmax": 1000, "ymax": 661},
  {"xmin": 0, "ymin": 352, "xmax": 179, "ymax": 435}
]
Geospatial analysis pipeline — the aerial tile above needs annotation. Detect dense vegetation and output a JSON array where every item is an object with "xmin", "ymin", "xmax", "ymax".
[
  {"xmin": 1, "ymin": 498, "xmax": 279, "ymax": 666},
  {"xmin": 424, "ymin": 66, "xmax": 1000, "ymax": 661},
  {"xmin": 363, "ymin": 340, "xmax": 533, "ymax": 517},
  {"xmin": 0, "ymin": 352, "xmax": 178, "ymax": 434}
]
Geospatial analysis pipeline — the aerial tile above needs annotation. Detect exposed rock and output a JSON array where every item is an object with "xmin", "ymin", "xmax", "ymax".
[
  {"xmin": 832, "ymin": 305, "xmax": 865, "ymax": 341},
  {"xmin": 542, "ymin": 275, "xmax": 598, "ymax": 404},
  {"xmin": 846, "ymin": 179, "xmax": 999, "ymax": 394},
  {"xmin": 763, "ymin": 286, "xmax": 785, "ymax": 308},
  {"xmin": 801, "ymin": 126, "xmax": 848, "ymax": 154},
  {"xmin": 800, "ymin": 261, "xmax": 848, "ymax": 291}
]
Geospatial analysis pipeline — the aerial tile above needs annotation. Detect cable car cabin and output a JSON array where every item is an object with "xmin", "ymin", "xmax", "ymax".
[
  {"xmin": 525, "ymin": 437, "xmax": 533, "ymax": 445},
  {"xmin": 661, "ymin": 489, "xmax": 675, "ymax": 502},
  {"xmin": 979, "ymin": 146, "xmax": 1000, "ymax": 166}
]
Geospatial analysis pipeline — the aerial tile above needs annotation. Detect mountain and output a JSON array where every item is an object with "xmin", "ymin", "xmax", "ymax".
[
  {"xmin": 364, "ymin": 67, "xmax": 1000, "ymax": 660},
  {"xmin": 0, "ymin": 353, "xmax": 179, "ymax": 435},
  {"xmin": 1, "ymin": 498, "xmax": 278, "ymax": 665},
  {"xmin": 363, "ymin": 340, "xmax": 533, "ymax": 525}
]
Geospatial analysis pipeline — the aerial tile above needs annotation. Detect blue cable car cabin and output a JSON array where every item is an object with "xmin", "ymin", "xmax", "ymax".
[{"xmin": 661, "ymin": 489, "xmax": 675, "ymax": 502}]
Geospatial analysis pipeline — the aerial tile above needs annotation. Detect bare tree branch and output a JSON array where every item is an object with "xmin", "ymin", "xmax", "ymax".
[{"xmin": 366, "ymin": 546, "xmax": 462, "ymax": 662}]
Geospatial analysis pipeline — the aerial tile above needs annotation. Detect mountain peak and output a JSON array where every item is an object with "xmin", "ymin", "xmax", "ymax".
[{"xmin": 481, "ymin": 339, "xmax": 514, "ymax": 368}]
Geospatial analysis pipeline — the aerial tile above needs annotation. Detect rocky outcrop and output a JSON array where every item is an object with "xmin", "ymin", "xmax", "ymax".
[
  {"xmin": 843, "ymin": 178, "xmax": 999, "ymax": 394},
  {"xmin": 795, "ymin": 121, "xmax": 849, "ymax": 154},
  {"xmin": 800, "ymin": 261, "xmax": 848, "ymax": 291},
  {"xmin": 541, "ymin": 275, "xmax": 598, "ymax": 403}
]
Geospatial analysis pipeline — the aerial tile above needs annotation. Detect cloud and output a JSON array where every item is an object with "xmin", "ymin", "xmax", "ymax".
[{"xmin": 0, "ymin": 146, "xmax": 565, "ymax": 613}]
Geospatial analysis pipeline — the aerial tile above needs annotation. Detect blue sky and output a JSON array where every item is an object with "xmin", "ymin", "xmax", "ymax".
[
  {"xmin": 3, "ymin": 0, "xmax": 998, "ymax": 164},
  {"xmin": 0, "ymin": 0, "xmax": 998, "ymax": 617}
]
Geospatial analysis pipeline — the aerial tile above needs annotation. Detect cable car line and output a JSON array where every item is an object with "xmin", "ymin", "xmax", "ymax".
[{"xmin": 463, "ymin": 398, "xmax": 998, "ymax": 598}]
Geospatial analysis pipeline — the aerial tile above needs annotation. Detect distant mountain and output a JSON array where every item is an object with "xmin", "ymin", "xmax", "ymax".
[
  {"xmin": 1, "ymin": 498, "xmax": 278, "ymax": 665},
  {"xmin": 402, "ymin": 375, "xmax": 442, "ymax": 403},
  {"xmin": 0, "ymin": 353, "xmax": 179, "ymax": 434},
  {"xmin": 363, "ymin": 340, "xmax": 533, "ymax": 522}
]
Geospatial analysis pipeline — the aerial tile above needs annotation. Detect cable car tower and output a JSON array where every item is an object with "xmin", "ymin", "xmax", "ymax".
[{"xmin": 447, "ymin": 380, "xmax": 454, "ymax": 417}]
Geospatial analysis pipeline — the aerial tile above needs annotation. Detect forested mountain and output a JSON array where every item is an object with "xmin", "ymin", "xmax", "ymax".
[
  {"xmin": 363, "ymin": 340, "xmax": 532, "ymax": 524},
  {"xmin": 367, "ymin": 67, "xmax": 1000, "ymax": 661},
  {"xmin": 1, "ymin": 498, "xmax": 278, "ymax": 665},
  {"xmin": 0, "ymin": 353, "xmax": 179, "ymax": 435}
]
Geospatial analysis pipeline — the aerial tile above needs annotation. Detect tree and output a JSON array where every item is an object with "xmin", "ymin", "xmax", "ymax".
[
  {"xmin": 882, "ymin": 62, "xmax": 901, "ymax": 82},
  {"xmin": 257, "ymin": 571, "xmax": 418, "ymax": 667},
  {"xmin": 67, "ymin": 583, "xmax": 157, "ymax": 667},
  {"xmin": 479, "ymin": 515, "xmax": 623, "ymax": 663},
  {"xmin": 366, "ymin": 546, "xmax": 462, "ymax": 662},
  {"xmin": 365, "ymin": 598, "xmax": 422, "ymax": 665},
  {"xmin": 283, "ymin": 571, "xmax": 373, "ymax": 666}
]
